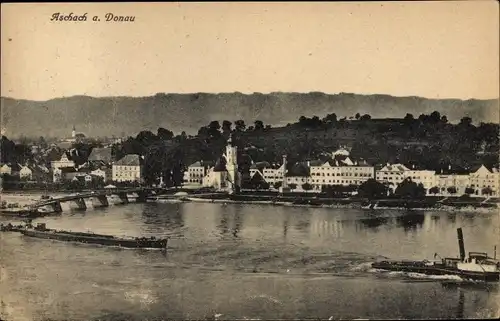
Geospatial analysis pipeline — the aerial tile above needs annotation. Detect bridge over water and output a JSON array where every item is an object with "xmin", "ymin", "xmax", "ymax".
[{"xmin": 28, "ymin": 187, "xmax": 168, "ymax": 213}]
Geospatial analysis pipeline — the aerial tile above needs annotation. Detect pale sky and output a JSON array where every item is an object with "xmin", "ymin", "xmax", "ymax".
[{"xmin": 1, "ymin": 2, "xmax": 499, "ymax": 101}]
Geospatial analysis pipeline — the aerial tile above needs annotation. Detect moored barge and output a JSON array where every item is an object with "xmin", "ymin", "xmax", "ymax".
[
  {"xmin": 4, "ymin": 222, "xmax": 168, "ymax": 249},
  {"xmin": 372, "ymin": 228, "xmax": 500, "ymax": 282}
]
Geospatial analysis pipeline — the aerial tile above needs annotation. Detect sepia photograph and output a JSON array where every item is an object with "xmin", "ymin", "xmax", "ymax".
[{"xmin": 1, "ymin": 1, "xmax": 499, "ymax": 320}]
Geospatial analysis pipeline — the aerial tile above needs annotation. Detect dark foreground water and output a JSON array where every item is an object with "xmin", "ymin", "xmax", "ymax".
[{"xmin": 1, "ymin": 198, "xmax": 499, "ymax": 320}]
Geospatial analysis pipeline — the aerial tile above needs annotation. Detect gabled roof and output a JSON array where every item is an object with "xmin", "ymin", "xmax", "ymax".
[
  {"xmin": 88, "ymin": 148, "xmax": 112, "ymax": 163},
  {"xmin": 249, "ymin": 170, "xmax": 267, "ymax": 183},
  {"xmin": 313, "ymin": 157, "xmax": 372, "ymax": 168},
  {"xmin": 114, "ymin": 154, "xmax": 141, "ymax": 166},
  {"xmin": 332, "ymin": 148, "xmax": 350, "ymax": 156},
  {"xmin": 379, "ymin": 163, "xmax": 410, "ymax": 172},
  {"xmin": 189, "ymin": 160, "xmax": 214, "ymax": 168},
  {"xmin": 470, "ymin": 164, "xmax": 498, "ymax": 176}
]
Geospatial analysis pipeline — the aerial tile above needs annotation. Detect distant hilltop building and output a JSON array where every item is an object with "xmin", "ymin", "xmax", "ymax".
[{"xmin": 332, "ymin": 146, "xmax": 351, "ymax": 158}]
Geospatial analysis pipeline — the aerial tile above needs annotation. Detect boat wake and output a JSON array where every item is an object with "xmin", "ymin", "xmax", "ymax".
[
  {"xmin": 348, "ymin": 262, "xmax": 376, "ymax": 273},
  {"xmin": 370, "ymin": 269, "xmax": 464, "ymax": 281}
]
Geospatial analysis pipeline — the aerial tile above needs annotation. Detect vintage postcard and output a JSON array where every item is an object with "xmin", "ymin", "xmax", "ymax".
[{"xmin": 1, "ymin": 2, "xmax": 499, "ymax": 320}]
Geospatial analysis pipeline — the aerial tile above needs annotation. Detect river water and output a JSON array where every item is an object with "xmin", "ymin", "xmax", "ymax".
[{"xmin": 0, "ymin": 194, "xmax": 499, "ymax": 320}]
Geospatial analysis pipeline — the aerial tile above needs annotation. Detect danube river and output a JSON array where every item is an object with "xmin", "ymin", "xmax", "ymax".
[{"xmin": 1, "ymin": 194, "xmax": 499, "ymax": 320}]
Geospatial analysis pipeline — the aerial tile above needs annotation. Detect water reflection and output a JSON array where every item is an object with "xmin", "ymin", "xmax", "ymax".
[
  {"xmin": 456, "ymin": 289, "xmax": 465, "ymax": 319},
  {"xmin": 2, "ymin": 199, "xmax": 499, "ymax": 320},
  {"xmin": 359, "ymin": 216, "xmax": 390, "ymax": 230},
  {"xmin": 283, "ymin": 211, "xmax": 291, "ymax": 239},
  {"xmin": 396, "ymin": 212, "xmax": 425, "ymax": 232}
]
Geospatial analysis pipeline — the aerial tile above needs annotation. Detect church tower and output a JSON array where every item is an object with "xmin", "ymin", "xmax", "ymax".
[
  {"xmin": 71, "ymin": 125, "xmax": 76, "ymax": 138},
  {"xmin": 225, "ymin": 134, "xmax": 240, "ymax": 193}
]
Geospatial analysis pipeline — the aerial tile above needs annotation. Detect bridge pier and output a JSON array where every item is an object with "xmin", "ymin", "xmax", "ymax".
[
  {"xmin": 50, "ymin": 201, "xmax": 63, "ymax": 213},
  {"xmin": 118, "ymin": 192, "xmax": 129, "ymax": 204},
  {"xmin": 71, "ymin": 197, "xmax": 87, "ymax": 210},
  {"xmin": 91, "ymin": 195, "xmax": 109, "ymax": 208}
]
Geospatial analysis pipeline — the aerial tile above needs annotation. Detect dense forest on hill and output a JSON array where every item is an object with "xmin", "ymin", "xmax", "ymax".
[{"xmin": 114, "ymin": 111, "xmax": 499, "ymax": 186}]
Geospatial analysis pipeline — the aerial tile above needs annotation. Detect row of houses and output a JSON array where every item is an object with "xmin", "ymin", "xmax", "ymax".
[
  {"xmin": 1, "ymin": 147, "xmax": 143, "ymax": 185},
  {"xmin": 184, "ymin": 147, "xmax": 500, "ymax": 197},
  {"xmin": 0, "ymin": 163, "xmax": 51, "ymax": 180},
  {"xmin": 50, "ymin": 149, "xmax": 143, "ymax": 184}
]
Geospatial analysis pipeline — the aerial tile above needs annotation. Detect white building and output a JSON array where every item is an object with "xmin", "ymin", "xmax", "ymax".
[
  {"xmin": 90, "ymin": 167, "xmax": 111, "ymax": 182},
  {"xmin": 310, "ymin": 157, "xmax": 375, "ymax": 191},
  {"xmin": 405, "ymin": 167, "xmax": 437, "ymax": 191},
  {"xmin": 112, "ymin": 154, "xmax": 142, "ymax": 183},
  {"xmin": 202, "ymin": 135, "xmax": 241, "ymax": 193},
  {"xmin": 51, "ymin": 153, "xmax": 75, "ymax": 170},
  {"xmin": 202, "ymin": 161, "xmax": 229, "ymax": 190},
  {"xmin": 469, "ymin": 165, "xmax": 499, "ymax": 196},
  {"xmin": 224, "ymin": 135, "xmax": 240, "ymax": 193},
  {"xmin": 0, "ymin": 164, "xmax": 12, "ymax": 175},
  {"xmin": 19, "ymin": 165, "xmax": 33, "ymax": 180},
  {"xmin": 249, "ymin": 161, "xmax": 285, "ymax": 186},
  {"xmin": 262, "ymin": 165, "xmax": 285, "ymax": 185},
  {"xmin": 434, "ymin": 174, "xmax": 470, "ymax": 196},
  {"xmin": 187, "ymin": 161, "xmax": 212, "ymax": 185},
  {"xmin": 332, "ymin": 146, "xmax": 351, "ymax": 158},
  {"xmin": 376, "ymin": 163, "xmax": 411, "ymax": 192}
]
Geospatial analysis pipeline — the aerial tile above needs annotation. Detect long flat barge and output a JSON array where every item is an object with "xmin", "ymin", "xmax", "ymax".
[{"xmin": 2, "ymin": 222, "xmax": 168, "ymax": 250}]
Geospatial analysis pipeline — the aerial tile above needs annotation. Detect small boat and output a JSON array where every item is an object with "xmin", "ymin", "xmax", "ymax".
[
  {"xmin": 16, "ymin": 223, "xmax": 168, "ymax": 250},
  {"xmin": 372, "ymin": 228, "xmax": 500, "ymax": 282},
  {"xmin": 0, "ymin": 207, "xmax": 40, "ymax": 217}
]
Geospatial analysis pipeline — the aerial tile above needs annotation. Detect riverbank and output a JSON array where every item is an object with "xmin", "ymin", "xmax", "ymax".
[
  {"xmin": 2, "ymin": 189, "xmax": 498, "ymax": 214},
  {"xmin": 151, "ymin": 192, "xmax": 499, "ymax": 214}
]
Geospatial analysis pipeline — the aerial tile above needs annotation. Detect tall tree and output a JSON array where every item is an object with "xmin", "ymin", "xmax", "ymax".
[
  {"xmin": 234, "ymin": 120, "xmax": 246, "ymax": 132},
  {"xmin": 323, "ymin": 113, "xmax": 337, "ymax": 123},
  {"xmin": 157, "ymin": 127, "xmax": 174, "ymax": 140},
  {"xmin": 222, "ymin": 120, "xmax": 232, "ymax": 133},
  {"xmin": 254, "ymin": 120, "xmax": 264, "ymax": 131}
]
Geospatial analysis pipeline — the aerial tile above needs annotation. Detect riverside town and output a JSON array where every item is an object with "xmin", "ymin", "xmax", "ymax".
[
  {"xmin": 1, "ymin": 111, "xmax": 499, "ymax": 213},
  {"xmin": 2, "ymin": 2, "xmax": 500, "ymax": 319}
]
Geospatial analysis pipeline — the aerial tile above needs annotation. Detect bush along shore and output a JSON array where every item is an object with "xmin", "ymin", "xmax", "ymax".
[{"xmin": 154, "ymin": 190, "xmax": 499, "ymax": 213}]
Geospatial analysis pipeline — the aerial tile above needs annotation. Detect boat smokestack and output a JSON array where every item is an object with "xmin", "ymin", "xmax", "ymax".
[
  {"xmin": 494, "ymin": 245, "xmax": 497, "ymax": 260},
  {"xmin": 457, "ymin": 228, "xmax": 466, "ymax": 261}
]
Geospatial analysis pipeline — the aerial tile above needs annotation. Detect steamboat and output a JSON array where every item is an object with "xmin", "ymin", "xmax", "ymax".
[
  {"xmin": 372, "ymin": 228, "xmax": 500, "ymax": 282},
  {"xmin": 1, "ymin": 221, "xmax": 168, "ymax": 250}
]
